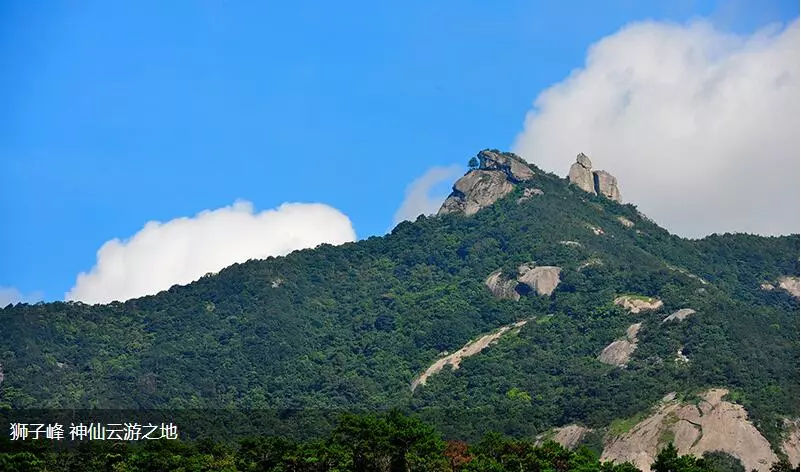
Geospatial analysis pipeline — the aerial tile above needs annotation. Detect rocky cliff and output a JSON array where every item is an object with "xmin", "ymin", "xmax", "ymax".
[
  {"xmin": 439, "ymin": 150, "xmax": 534, "ymax": 216},
  {"xmin": 568, "ymin": 153, "xmax": 623, "ymax": 202}
]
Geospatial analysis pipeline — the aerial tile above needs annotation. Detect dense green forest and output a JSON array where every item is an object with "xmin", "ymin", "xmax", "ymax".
[
  {"xmin": 1, "ymin": 154, "xmax": 798, "ymax": 450},
  {"xmin": 2, "ymin": 411, "xmax": 798, "ymax": 472}
]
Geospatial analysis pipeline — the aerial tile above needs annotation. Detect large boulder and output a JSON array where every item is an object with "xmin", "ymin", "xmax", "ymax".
[
  {"xmin": 485, "ymin": 270, "xmax": 520, "ymax": 301},
  {"xmin": 479, "ymin": 150, "xmax": 535, "ymax": 182},
  {"xmin": 593, "ymin": 170, "xmax": 622, "ymax": 202},
  {"xmin": 568, "ymin": 153, "xmax": 596, "ymax": 194},
  {"xmin": 517, "ymin": 264, "xmax": 561, "ymax": 296},
  {"xmin": 567, "ymin": 152, "xmax": 623, "ymax": 202},
  {"xmin": 439, "ymin": 170, "xmax": 516, "ymax": 216},
  {"xmin": 598, "ymin": 323, "xmax": 641, "ymax": 367}
]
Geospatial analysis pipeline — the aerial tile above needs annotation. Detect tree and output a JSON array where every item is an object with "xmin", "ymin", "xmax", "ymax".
[
  {"xmin": 652, "ymin": 443, "xmax": 710, "ymax": 472},
  {"xmin": 468, "ymin": 157, "xmax": 479, "ymax": 169}
]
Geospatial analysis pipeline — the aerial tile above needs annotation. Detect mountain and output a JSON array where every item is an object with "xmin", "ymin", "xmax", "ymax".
[{"xmin": 1, "ymin": 150, "xmax": 798, "ymax": 468}]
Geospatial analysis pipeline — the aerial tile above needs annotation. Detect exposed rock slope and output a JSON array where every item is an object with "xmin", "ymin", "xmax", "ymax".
[
  {"xmin": 439, "ymin": 150, "xmax": 533, "ymax": 216},
  {"xmin": 537, "ymin": 424, "xmax": 592, "ymax": 449},
  {"xmin": 485, "ymin": 270, "xmax": 521, "ymax": 301},
  {"xmin": 486, "ymin": 265, "xmax": 562, "ymax": 299},
  {"xmin": 517, "ymin": 264, "xmax": 561, "ymax": 296},
  {"xmin": 663, "ymin": 308, "xmax": 696, "ymax": 323},
  {"xmin": 411, "ymin": 320, "xmax": 528, "ymax": 391},
  {"xmin": 778, "ymin": 276, "xmax": 800, "ymax": 298},
  {"xmin": 598, "ymin": 323, "xmax": 641, "ymax": 367},
  {"xmin": 602, "ymin": 389, "xmax": 779, "ymax": 472}
]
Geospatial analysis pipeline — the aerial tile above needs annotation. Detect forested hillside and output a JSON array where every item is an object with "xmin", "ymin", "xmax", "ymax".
[{"xmin": 1, "ymin": 153, "xmax": 797, "ymax": 457}]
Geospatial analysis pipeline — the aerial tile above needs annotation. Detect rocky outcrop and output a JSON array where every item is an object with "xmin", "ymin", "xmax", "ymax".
[
  {"xmin": 567, "ymin": 153, "xmax": 623, "ymax": 202},
  {"xmin": 439, "ymin": 150, "xmax": 534, "ymax": 216},
  {"xmin": 594, "ymin": 171, "xmax": 622, "ymax": 202},
  {"xmin": 485, "ymin": 270, "xmax": 520, "ymax": 301},
  {"xmin": 486, "ymin": 265, "xmax": 562, "ymax": 300},
  {"xmin": 480, "ymin": 150, "xmax": 535, "ymax": 182},
  {"xmin": 778, "ymin": 276, "xmax": 800, "ymax": 298},
  {"xmin": 411, "ymin": 319, "xmax": 528, "ymax": 391},
  {"xmin": 559, "ymin": 240, "xmax": 582, "ymax": 247},
  {"xmin": 537, "ymin": 424, "xmax": 592, "ymax": 449},
  {"xmin": 602, "ymin": 389, "xmax": 778, "ymax": 472},
  {"xmin": 517, "ymin": 187, "xmax": 544, "ymax": 203},
  {"xmin": 759, "ymin": 276, "xmax": 799, "ymax": 298},
  {"xmin": 614, "ymin": 295, "xmax": 663, "ymax": 314},
  {"xmin": 598, "ymin": 323, "xmax": 641, "ymax": 367},
  {"xmin": 663, "ymin": 308, "xmax": 696, "ymax": 323},
  {"xmin": 439, "ymin": 170, "xmax": 516, "ymax": 216},
  {"xmin": 587, "ymin": 224, "xmax": 605, "ymax": 235},
  {"xmin": 782, "ymin": 419, "xmax": 800, "ymax": 468},
  {"xmin": 578, "ymin": 258, "xmax": 603, "ymax": 271},
  {"xmin": 675, "ymin": 348, "xmax": 690, "ymax": 363},
  {"xmin": 517, "ymin": 264, "xmax": 561, "ymax": 296},
  {"xmin": 568, "ymin": 153, "xmax": 596, "ymax": 194},
  {"xmin": 617, "ymin": 216, "xmax": 634, "ymax": 228}
]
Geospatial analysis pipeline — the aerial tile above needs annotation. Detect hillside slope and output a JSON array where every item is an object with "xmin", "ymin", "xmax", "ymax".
[{"xmin": 1, "ymin": 151, "xmax": 797, "ymax": 459}]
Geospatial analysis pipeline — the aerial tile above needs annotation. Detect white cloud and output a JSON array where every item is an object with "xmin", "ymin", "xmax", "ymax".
[
  {"xmin": 393, "ymin": 165, "xmax": 463, "ymax": 225},
  {"xmin": 514, "ymin": 19, "xmax": 799, "ymax": 237},
  {"xmin": 0, "ymin": 286, "xmax": 42, "ymax": 307},
  {"xmin": 66, "ymin": 200, "xmax": 356, "ymax": 304}
]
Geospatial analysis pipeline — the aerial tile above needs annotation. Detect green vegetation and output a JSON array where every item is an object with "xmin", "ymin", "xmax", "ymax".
[{"xmin": 0, "ymin": 158, "xmax": 797, "ymax": 449}]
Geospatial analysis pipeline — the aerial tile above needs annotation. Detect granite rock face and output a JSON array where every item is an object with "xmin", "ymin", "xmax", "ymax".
[
  {"xmin": 602, "ymin": 389, "xmax": 781, "ymax": 472},
  {"xmin": 567, "ymin": 153, "xmax": 622, "ymax": 202},
  {"xmin": 479, "ymin": 149, "xmax": 535, "ymax": 182},
  {"xmin": 485, "ymin": 270, "xmax": 521, "ymax": 301},
  {"xmin": 663, "ymin": 308, "xmax": 696, "ymax": 323},
  {"xmin": 593, "ymin": 170, "xmax": 622, "ymax": 202},
  {"xmin": 568, "ymin": 153, "xmax": 596, "ymax": 194},
  {"xmin": 439, "ymin": 150, "xmax": 534, "ymax": 216},
  {"xmin": 439, "ymin": 170, "xmax": 516, "ymax": 216},
  {"xmin": 485, "ymin": 264, "xmax": 562, "ymax": 300},
  {"xmin": 598, "ymin": 323, "xmax": 641, "ymax": 367},
  {"xmin": 517, "ymin": 264, "xmax": 561, "ymax": 296}
]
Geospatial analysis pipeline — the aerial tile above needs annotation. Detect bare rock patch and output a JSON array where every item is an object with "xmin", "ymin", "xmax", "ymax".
[
  {"xmin": 663, "ymin": 308, "xmax": 696, "ymax": 323},
  {"xmin": 598, "ymin": 323, "xmax": 641, "ymax": 367},
  {"xmin": 602, "ymin": 388, "xmax": 778, "ymax": 472},
  {"xmin": 411, "ymin": 320, "xmax": 529, "ymax": 391},
  {"xmin": 614, "ymin": 295, "xmax": 663, "ymax": 314}
]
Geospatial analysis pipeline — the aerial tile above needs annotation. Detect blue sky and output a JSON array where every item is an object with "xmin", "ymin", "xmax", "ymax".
[{"xmin": 1, "ymin": 0, "xmax": 798, "ymax": 302}]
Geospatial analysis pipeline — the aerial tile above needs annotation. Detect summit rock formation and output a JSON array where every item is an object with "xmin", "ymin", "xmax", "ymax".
[
  {"xmin": 439, "ymin": 150, "xmax": 534, "ymax": 216},
  {"xmin": 568, "ymin": 153, "xmax": 596, "ymax": 195},
  {"xmin": 568, "ymin": 153, "xmax": 623, "ymax": 202}
]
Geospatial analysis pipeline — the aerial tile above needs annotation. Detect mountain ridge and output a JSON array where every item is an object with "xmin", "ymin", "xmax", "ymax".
[{"xmin": 1, "ymin": 150, "xmax": 797, "ymax": 467}]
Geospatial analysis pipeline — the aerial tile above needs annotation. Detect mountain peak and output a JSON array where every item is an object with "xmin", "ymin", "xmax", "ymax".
[
  {"xmin": 439, "ymin": 149, "xmax": 624, "ymax": 217},
  {"xmin": 438, "ymin": 150, "xmax": 535, "ymax": 216}
]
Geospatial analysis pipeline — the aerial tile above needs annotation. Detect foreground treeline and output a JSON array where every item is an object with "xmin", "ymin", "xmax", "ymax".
[{"xmin": 1, "ymin": 411, "xmax": 798, "ymax": 472}]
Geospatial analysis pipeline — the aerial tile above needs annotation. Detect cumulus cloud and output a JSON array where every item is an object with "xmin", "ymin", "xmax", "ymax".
[
  {"xmin": 514, "ymin": 19, "xmax": 799, "ymax": 237},
  {"xmin": 66, "ymin": 201, "xmax": 356, "ymax": 304},
  {"xmin": 0, "ymin": 286, "xmax": 42, "ymax": 307},
  {"xmin": 393, "ymin": 164, "xmax": 464, "ymax": 224},
  {"xmin": 392, "ymin": 165, "xmax": 463, "ymax": 225}
]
